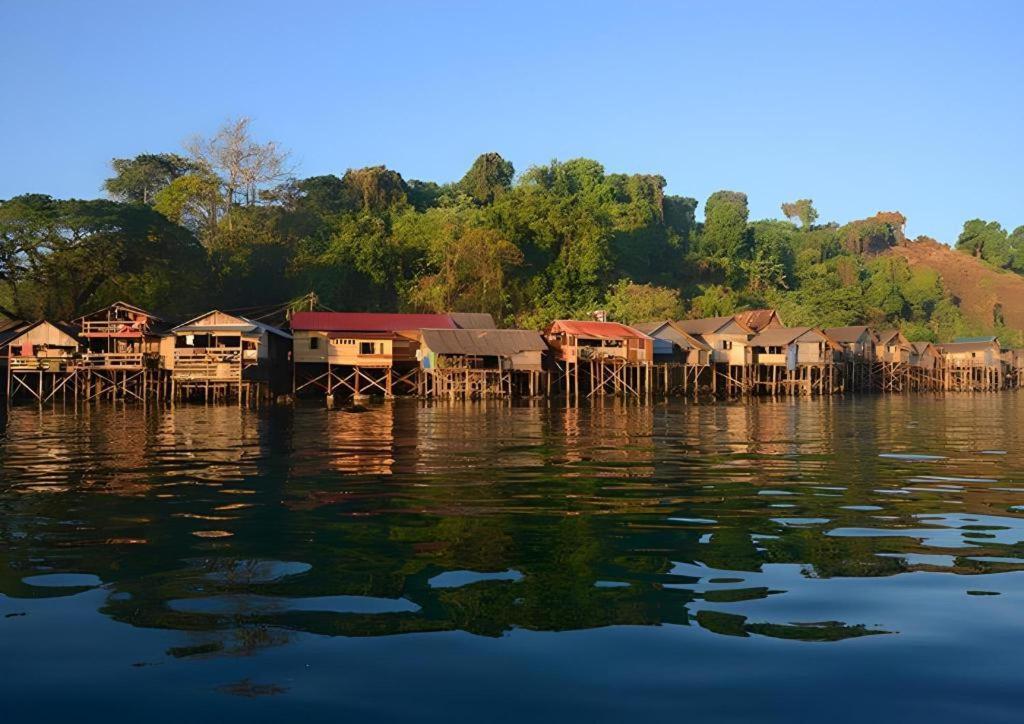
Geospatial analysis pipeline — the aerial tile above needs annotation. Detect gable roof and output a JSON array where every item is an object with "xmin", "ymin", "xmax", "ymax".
[
  {"xmin": 173, "ymin": 310, "xmax": 291, "ymax": 339},
  {"xmin": 749, "ymin": 326, "xmax": 829, "ymax": 347},
  {"xmin": 824, "ymin": 325, "xmax": 873, "ymax": 344},
  {"xmin": 675, "ymin": 316, "xmax": 741, "ymax": 335},
  {"xmin": 448, "ymin": 312, "xmax": 496, "ymax": 330},
  {"xmin": 420, "ymin": 328, "xmax": 547, "ymax": 357},
  {"xmin": 938, "ymin": 340, "xmax": 1000, "ymax": 354},
  {"xmin": 734, "ymin": 309, "xmax": 781, "ymax": 332},
  {"xmin": 546, "ymin": 320, "xmax": 651, "ymax": 341},
  {"xmin": 954, "ymin": 335, "xmax": 997, "ymax": 344},
  {"xmin": 633, "ymin": 320, "xmax": 712, "ymax": 351},
  {"xmin": 876, "ymin": 329, "xmax": 910, "ymax": 346},
  {"xmin": 1, "ymin": 320, "xmax": 81, "ymax": 348},
  {"xmin": 912, "ymin": 341, "xmax": 940, "ymax": 355},
  {"xmin": 75, "ymin": 301, "xmax": 163, "ymax": 323},
  {"xmin": 290, "ymin": 311, "xmax": 456, "ymax": 333}
]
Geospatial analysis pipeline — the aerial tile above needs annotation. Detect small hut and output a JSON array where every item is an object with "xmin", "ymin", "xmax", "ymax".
[
  {"xmin": 544, "ymin": 320, "xmax": 652, "ymax": 399},
  {"xmin": 748, "ymin": 327, "xmax": 840, "ymax": 395},
  {"xmin": 910, "ymin": 340, "xmax": 943, "ymax": 390},
  {"xmin": 169, "ymin": 310, "xmax": 291, "ymax": 401},
  {"xmin": 733, "ymin": 309, "xmax": 784, "ymax": 333},
  {"xmin": 73, "ymin": 301, "xmax": 167, "ymax": 400},
  {"xmin": 417, "ymin": 327, "xmax": 548, "ymax": 397},
  {"xmin": 938, "ymin": 337, "xmax": 1005, "ymax": 391},
  {"xmin": 3, "ymin": 320, "xmax": 81, "ymax": 402},
  {"xmin": 289, "ymin": 311, "xmax": 456, "ymax": 398},
  {"xmin": 633, "ymin": 320, "xmax": 712, "ymax": 395},
  {"xmin": 824, "ymin": 326, "xmax": 875, "ymax": 363},
  {"xmin": 874, "ymin": 329, "xmax": 914, "ymax": 392}
]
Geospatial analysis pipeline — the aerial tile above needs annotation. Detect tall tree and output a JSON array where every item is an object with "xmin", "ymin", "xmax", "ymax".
[
  {"xmin": 701, "ymin": 190, "xmax": 750, "ymax": 258},
  {"xmin": 103, "ymin": 153, "xmax": 199, "ymax": 204},
  {"xmin": 780, "ymin": 198, "xmax": 818, "ymax": 230},
  {"xmin": 459, "ymin": 153, "xmax": 514, "ymax": 205},
  {"xmin": 186, "ymin": 116, "xmax": 292, "ymax": 208}
]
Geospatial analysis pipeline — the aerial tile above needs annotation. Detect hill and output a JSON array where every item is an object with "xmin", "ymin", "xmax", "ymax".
[{"xmin": 886, "ymin": 239, "xmax": 1024, "ymax": 332}]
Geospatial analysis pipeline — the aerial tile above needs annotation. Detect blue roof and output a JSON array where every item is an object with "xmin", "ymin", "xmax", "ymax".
[{"xmin": 954, "ymin": 336, "xmax": 997, "ymax": 343}]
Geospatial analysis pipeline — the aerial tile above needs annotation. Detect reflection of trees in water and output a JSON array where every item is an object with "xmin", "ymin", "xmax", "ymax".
[{"xmin": 3, "ymin": 397, "xmax": 1024, "ymax": 651}]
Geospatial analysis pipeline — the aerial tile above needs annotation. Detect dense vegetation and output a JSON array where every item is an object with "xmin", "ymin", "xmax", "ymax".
[{"xmin": 1, "ymin": 117, "xmax": 1021, "ymax": 343}]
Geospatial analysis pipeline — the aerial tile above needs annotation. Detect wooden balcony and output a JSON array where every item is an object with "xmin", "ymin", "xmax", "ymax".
[
  {"xmin": 79, "ymin": 352, "xmax": 156, "ymax": 370},
  {"xmin": 173, "ymin": 348, "xmax": 243, "ymax": 381}
]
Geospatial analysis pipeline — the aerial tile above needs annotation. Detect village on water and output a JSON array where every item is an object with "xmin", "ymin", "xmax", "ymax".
[{"xmin": 0, "ymin": 297, "xmax": 1020, "ymax": 407}]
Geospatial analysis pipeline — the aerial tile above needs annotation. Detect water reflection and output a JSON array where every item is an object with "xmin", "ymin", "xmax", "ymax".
[{"xmin": 4, "ymin": 394, "xmax": 1024, "ymax": 684}]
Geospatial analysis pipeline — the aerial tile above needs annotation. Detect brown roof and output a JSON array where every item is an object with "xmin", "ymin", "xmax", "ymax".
[
  {"xmin": 750, "ymin": 326, "xmax": 818, "ymax": 347},
  {"xmin": 675, "ymin": 316, "xmax": 737, "ymax": 335},
  {"xmin": 734, "ymin": 309, "xmax": 780, "ymax": 332},
  {"xmin": 420, "ymin": 328, "xmax": 547, "ymax": 357},
  {"xmin": 912, "ymin": 341, "xmax": 939, "ymax": 355},
  {"xmin": 824, "ymin": 326, "xmax": 872, "ymax": 344},
  {"xmin": 875, "ymin": 329, "xmax": 909, "ymax": 346},
  {"xmin": 633, "ymin": 320, "xmax": 712, "ymax": 351}
]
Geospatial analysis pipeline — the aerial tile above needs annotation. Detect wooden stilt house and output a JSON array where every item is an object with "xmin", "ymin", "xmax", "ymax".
[
  {"xmin": 416, "ymin": 327, "xmax": 548, "ymax": 398},
  {"xmin": 938, "ymin": 337, "xmax": 1006, "ymax": 391},
  {"xmin": 910, "ymin": 340, "xmax": 943, "ymax": 390},
  {"xmin": 748, "ymin": 327, "xmax": 841, "ymax": 395},
  {"xmin": 874, "ymin": 329, "xmax": 914, "ymax": 392},
  {"xmin": 633, "ymin": 320, "xmax": 713, "ymax": 395},
  {"xmin": 169, "ymin": 310, "xmax": 292, "ymax": 402},
  {"xmin": 544, "ymin": 320, "xmax": 653, "ymax": 400},
  {"xmin": 824, "ymin": 325, "xmax": 876, "ymax": 392},
  {"xmin": 3, "ymin": 320, "xmax": 82, "ymax": 403},
  {"xmin": 675, "ymin": 316, "xmax": 757, "ymax": 395},
  {"xmin": 73, "ymin": 301, "xmax": 167, "ymax": 401},
  {"xmin": 290, "ymin": 312, "xmax": 457, "ymax": 399}
]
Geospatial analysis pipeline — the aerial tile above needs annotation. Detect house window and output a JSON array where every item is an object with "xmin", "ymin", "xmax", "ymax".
[
  {"xmin": 359, "ymin": 342, "xmax": 376, "ymax": 355},
  {"xmin": 722, "ymin": 340, "xmax": 733, "ymax": 350},
  {"xmin": 768, "ymin": 346, "xmax": 782, "ymax": 354},
  {"xmin": 309, "ymin": 337, "xmax": 319, "ymax": 350}
]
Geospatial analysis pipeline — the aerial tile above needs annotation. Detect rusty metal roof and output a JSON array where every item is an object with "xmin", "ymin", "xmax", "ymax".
[
  {"xmin": 420, "ymin": 328, "xmax": 547, "ymax": 356},
  {"xmin": 734, "ymin": 309, "xmax": 781, "ymax": 332},
  {"xmin": 546, "ymin": 320, "xmax": 651, "ymax": 340},
  {"xmin": 290, "ymin": 311, "xmax": 456, "ymax": 333}
]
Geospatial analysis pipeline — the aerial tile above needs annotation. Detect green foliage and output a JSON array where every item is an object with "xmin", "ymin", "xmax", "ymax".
[
  {"xmin": 459, "ymin": 153, "xmax": 514, "ymax": 205},
  {"xmin": 955, "ymin": 219, "xmax": 1012, "ymax": 268},
  {"xmin": 603, "ymin": 279, "xmax": 683, "ymax": 324},
  {"xmin": 104, "ymin": 153, "xmax": 199, "ymax": 205},
  {"xmin": 700, "ymin": 190, "xmax": 750, "ymax": 260},
  {"xmin": 780, "ymin": 199, "xmax": 818, "ymax": 229}
]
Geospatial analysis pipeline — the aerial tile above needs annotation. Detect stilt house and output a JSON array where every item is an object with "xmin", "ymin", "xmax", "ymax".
[
  {"xmin": 632, "ymin": 320, "xmax": 712, "ymax": 365},
  {"xmin": 3, "ymin": 320, "xmax": 82, "ymax": 402},
  {"xmin": 416, "ymin": 327, "xmax": 548, "ymax": 397},
  {"xmin": 169, "ymin": 310, "xmax": 292, "ymax": 399},
  {"xmin": 824, "ymin": 326, "xmax": 876, "ymax": 363}
]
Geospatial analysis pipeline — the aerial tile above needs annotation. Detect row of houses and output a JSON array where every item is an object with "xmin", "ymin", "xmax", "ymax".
[{"xmin": 0, "ymin": 302, "xmax": 1019, "ymax": 405}]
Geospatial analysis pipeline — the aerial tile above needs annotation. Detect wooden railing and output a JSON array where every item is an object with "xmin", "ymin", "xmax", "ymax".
[
  {"xmin": 173, "ymin": 349, "xmax": 243, "ymax": 381},
  {"xmin": 80, "ymin": 320, "xmax": 149, "ymax": 336},
  {"xmin": 78, "ymin": 352, "xmax": 156, "ymax": 369}
]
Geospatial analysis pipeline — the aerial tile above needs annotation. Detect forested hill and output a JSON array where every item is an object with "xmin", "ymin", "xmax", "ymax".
[{"xmin": 1, "ymin": 117, "xmax": 1021, "ymax": 344}]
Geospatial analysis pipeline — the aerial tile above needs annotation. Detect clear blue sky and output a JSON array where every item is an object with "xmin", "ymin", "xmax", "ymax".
[{"xmin": 1, "ymin": 0, "xmax": 1021, "ymax": 242}]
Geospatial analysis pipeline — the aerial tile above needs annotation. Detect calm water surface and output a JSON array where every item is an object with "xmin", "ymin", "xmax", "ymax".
[{"xmin": 4, "ymin": 395, "xmax": 1024, "ymax": 722}]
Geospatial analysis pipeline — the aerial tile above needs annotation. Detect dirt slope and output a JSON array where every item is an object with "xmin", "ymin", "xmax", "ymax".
[{"xmin": 886, "ymin": 239, "xmax": 1024, "ymax": 332}]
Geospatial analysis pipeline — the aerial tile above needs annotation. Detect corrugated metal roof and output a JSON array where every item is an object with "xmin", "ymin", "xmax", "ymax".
[
  {"xmin": 912, "ymin": 341, "xmax": 939, "ymax": 355},
  {"xmin": 954, "ymin": 336, "xmax": 998, "ymax": 343},
  {"xmin": 875, "ymin": 329, "xmax": 908, "ymax": 346},
  {"xmin": 173, "ymin": 310, "xmax": 291, "ymax": 339},
  {"xmin": 938, "ymin": 340, "xmax": 1000, "ymax": 353},
  {"xmin": 449, "ymin": 312, "xmax": 496, "ymax": 329},
  {"xmin": 420, "ymin": 328, "xmax": 547, "ymax": 356},
  {"xmin": 824, "ymin": 326, "xmax": 872, "ymax": 343},
  {"xmin": 547, "ymin": 320, "xmax": 651, "ymax": 340},
  {"xmin": 290, "ymin": 311, "xmax": 456, "ymax": 332}
]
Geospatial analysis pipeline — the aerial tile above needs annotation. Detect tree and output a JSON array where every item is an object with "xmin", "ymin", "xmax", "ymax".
[
  {"xmin": 701, "ymin": 191, "xmax": 750, "ymax": 259},
  {"xmin": 780, "ymin": 199, "xmax": 818, "ymax": 229},
  {"xmin": 186, "ymin": 116, "xmax": 292, "ymax": 208},
  {"xmin": 103, "ymin": 153, "xmax": 199, "ymax": 204},
  {"xmin": 459, "ymin": 153, "xmax": 514, "ymax": 205},
  {"xmin": 603, "ymin": 279, "xmax": 683, "ymax": 324},
  {"xmin": 956, "ymin": 219, "xmax": 1010, "ymax": 267}
]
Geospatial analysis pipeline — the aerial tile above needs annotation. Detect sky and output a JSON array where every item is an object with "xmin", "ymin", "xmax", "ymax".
[{"xmin": 1, "ymin": 0, "xmax": 1021, "ymax": 242}]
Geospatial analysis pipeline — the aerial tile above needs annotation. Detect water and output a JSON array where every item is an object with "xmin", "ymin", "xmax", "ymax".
[{"xmin": 3, "ymin": 394, "xmax": 1024, "ymax": 722}]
